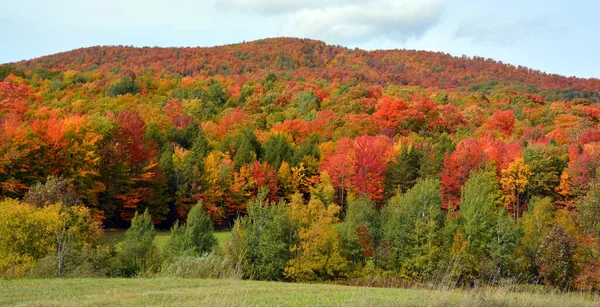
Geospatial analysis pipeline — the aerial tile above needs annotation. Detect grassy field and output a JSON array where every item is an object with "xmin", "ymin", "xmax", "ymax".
[
  {"xmin": 103, "ymin": 229, "xmax": 231, "ymax": 251},
  {"xmin": 1, "ymin": 278, "xmax": 598, "ymax": 306}
]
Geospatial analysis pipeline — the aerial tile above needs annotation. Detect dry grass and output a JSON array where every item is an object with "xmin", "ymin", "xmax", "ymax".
[{"xmin": 1, "ymin": 278, "xmax": 598, "ymax": 306}]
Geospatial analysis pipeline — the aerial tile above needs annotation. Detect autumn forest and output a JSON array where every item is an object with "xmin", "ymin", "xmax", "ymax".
[{"xmin": 2, "ymin": 38, "xmax": 600, "ymax": 290}]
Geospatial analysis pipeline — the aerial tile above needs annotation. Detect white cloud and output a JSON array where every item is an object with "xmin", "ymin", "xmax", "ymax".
[{"xmin": 216, "ymin": 0, "xmax": 444, "ymax": 44}]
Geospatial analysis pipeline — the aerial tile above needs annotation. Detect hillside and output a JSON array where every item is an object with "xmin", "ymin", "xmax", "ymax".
[
  {"xmin": 6, "ymin": 38, "xmax": 600, "ymax": 99},
  {"xmin": 2, "ymin": 37, "xmax": 600, "ymax": 289}
]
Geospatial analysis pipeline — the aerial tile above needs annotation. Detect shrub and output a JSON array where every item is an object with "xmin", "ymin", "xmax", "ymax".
[
  {"xmin": 30, "ymin": 246, "xmax": 118, "ymax": 278},
  {"xmin": 0, "ymin": 199, "xmax": 102, "ymax": 279},
  {"xmin": 0, "ymin": 199, "xmax": 60, "ymax": 279}
]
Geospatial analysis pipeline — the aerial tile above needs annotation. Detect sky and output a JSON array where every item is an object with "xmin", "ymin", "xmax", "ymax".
[{"xmin": 1, "ymin": 0, "xmax": 599, "ymax": 79}]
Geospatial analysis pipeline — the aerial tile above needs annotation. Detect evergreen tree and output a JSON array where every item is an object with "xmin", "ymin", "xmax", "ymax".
[
  {"xmin": 383, "ymin": 143, "xmax": 422, "ymax": 200},
  {"xmin": 167, "ymin": 202, "xmax": 217, "ymax": 257},
  {"xmin": 121, "ymin": 209, "xmax": 157, "ymax": 275},
  {"xmin": 263, "ymin": 133, "xmax": 294, "ymax": 169},
  {"xmin": 233, "ymin": 129, "xmax": 261, "ymax": 170}
]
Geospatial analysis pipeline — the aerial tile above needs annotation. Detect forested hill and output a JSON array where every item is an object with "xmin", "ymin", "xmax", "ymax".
[
  {"xmin": 6, "ymin": 38, "xmax": 600, "ymax": 99},
  {"xmin": 2, "ymin": 36, "xmax": 600, "ymax": 232},
  {"xmin": 5, "ymin": 36, "xmax": 600, "ymax": 287}
]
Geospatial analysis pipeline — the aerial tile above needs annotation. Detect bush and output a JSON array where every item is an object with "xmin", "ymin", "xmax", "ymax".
[
  {"xmin": 160, "ymin": 254, "xmax": 241, "ymax": 279},
  {"xmin": 0, "ymin": 200, "xmax": 101, "ymax": 279},
  {"xmin": 30, "ymin": 246, "xmax": 118, "ymax": 278},
  {"xmin": 0, "ymin": 199, "xmax": 61, "ymax": 278}
]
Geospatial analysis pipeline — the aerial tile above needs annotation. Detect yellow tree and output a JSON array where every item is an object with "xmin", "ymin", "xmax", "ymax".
[
  {"xmin": 285, "ymin": 195, "xmax": 348, "ymax": 281},
  {"xmin": 500, "ymin": 158, "xmax": 532, "ymax": 222},
  {"xmin": 201, "ymin": 151, "xmax": 234, "ymax": 223},
  {"xmin": 277, "ymin": 161, "xmax": 293, "ymax": 199}
]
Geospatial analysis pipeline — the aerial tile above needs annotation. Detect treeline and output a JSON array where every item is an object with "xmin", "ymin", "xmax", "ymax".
[{"xmin": 3, "ymin": 174, "xmax": 600, "ymax": 291}]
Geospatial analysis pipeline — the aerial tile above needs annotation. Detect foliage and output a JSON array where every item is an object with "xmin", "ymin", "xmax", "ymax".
[
  {"xmin": 2, "ymin": 38, "xmax": 600, "ymax": 289},
  {"xmin": 0, "ymin": 199, "xmax": 102, "ymax": 279},
  {"xmin": 23, "ymin": 176, "xmax": 81, "ymax": 207},
  {"xmin": 0, "ymin": 199, "xmax": 61, "ymax": 278},
  {"xmin": 500, "ymin": 158, "xmax": 532, "ymax": 222},
  {"xmin": 104, "ymin": 76, "xmax": 139, "ymax": 97}
]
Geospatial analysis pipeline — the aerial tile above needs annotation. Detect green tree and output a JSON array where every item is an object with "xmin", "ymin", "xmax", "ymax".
[
  {"xmin": 204, "ymin": 79, "xmax": 229, "ymax": 107},
  {"xmin": 577, "ymin": 179, "xmax": 600, "ymax": 238},
  {"xmin": 383, "ymin": 143, "xmax": 422, "ymax": 200},
  {"xmin": 376, "ymin": 178, "xmax": 443, "ymax": 279},
  {"xmin": 263, "ymin": 133, "xmax": 294, "ymax": 169},
  {"xmin": 339, "ymin": 196, "xmax": 377, "ymax": 266},
  {"xmin": 295, "ymin": 90, "xmax": 320, "ymax": 116},
  {"xmin": 104, "ymin": 75, "xmax": 139, "ymax": 97},
  {"xmin": 419, "ymin": 133, "xmax": 455, "ymax": 179},
  {"xmin": 176, "ymin": 130, "xmax": 211, "ymax": 218},
  {"xmin": 227, "ymin": 190, "xmax": 293, "ymax": 280},
  {"xmin": 457, "ymin": 170, "xmax": 501, "ymax": 256},
  {"xmin": 167, "ymin": 202, "xmax": 217, "ymax": 257},
  {"xmin": 489, "ymin": 211, "xmax": 523, "ymax": 279},
  {"xmin": 233, "ymin": 129, "xmax": 261, "ymax": 170},
  {"xmin": 523, "ymin": 144, "xmax": 567, "ymax": 197},
  {"xmin": 121, "ymin": 209, "xmax": 157, "ymax": 275},
  {"xmin": 443, "ymin": 170, "xmax": 501, "ymax": 284},
  {"xmin": 517, "ymin": 197, "xmax": 554, "ymax": 276}
]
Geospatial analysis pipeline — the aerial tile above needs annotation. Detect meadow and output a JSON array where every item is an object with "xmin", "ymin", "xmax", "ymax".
[{"xmin": 1, "ymin": 278, "xmax": 598, "ymax": 306}]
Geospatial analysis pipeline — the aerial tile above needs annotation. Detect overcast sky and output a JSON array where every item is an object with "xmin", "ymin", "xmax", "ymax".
[{"xmin": 1, "ymin": 0, "xmax": 599, "ymax": 79}]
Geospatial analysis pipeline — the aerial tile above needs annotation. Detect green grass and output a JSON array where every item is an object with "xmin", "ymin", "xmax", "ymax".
[
  {"xmin": 102, "ymin": 229, "xmax": 231, "ymax": 252},
  {"xmin": 0, "ymin": 278, "xmax": 598, "ymax": 306}
]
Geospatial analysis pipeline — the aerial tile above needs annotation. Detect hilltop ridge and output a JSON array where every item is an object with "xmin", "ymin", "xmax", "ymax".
[{"xmin": 6, "ymin": 37, "xmax": 599, "ymax": 97}]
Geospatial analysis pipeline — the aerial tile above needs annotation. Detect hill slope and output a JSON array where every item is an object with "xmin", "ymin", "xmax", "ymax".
[{"xmin": 7, "ymin": 38, "xmax": 600, "ymax": 97}]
